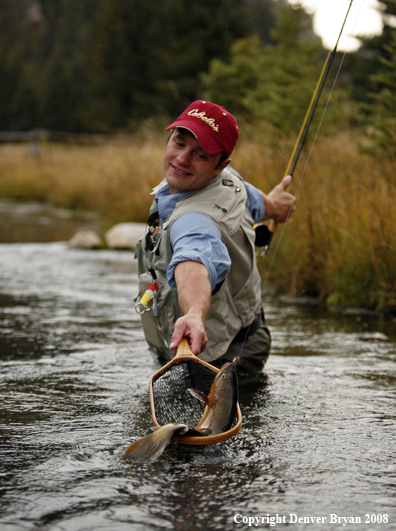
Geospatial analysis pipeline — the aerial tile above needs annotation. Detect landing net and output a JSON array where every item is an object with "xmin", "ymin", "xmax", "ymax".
[{"xmin": 151, "ymin": 360, "xmax": 216, "ymax": 425}]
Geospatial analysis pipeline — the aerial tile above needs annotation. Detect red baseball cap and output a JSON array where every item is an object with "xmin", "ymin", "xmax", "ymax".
[{"xmin": 166, "ymin": 100, "xmax": 239, "ymax": 158}]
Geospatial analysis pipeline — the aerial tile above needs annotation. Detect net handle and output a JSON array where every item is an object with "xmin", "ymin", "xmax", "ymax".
[{"xmin": 174, "ymin": 337, "xmax": 197, "ymax": 359}]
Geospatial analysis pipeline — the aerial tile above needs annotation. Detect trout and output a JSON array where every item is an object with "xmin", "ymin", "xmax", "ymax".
[
  {"xmin": 188, "ymin": 360, "xmax": 238, "ymax": 436},
  {"xmin": 125, "ymin": 360, "xmax": 238, "ymax": 460},
  {"xmin": 125, "ymin": 423, "xmax": 189, "ymax": 461}
]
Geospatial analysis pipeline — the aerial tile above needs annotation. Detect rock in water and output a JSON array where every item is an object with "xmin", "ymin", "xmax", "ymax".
[
  {"xmin": 104, "ymin": 222, "xmax": 145, "ymax": 250},
  {"xmin": 68, "ymin": 229, "xmax": 103, "ymax": 249}
]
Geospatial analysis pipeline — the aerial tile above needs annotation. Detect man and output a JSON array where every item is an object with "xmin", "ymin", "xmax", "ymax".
[{"xmin": 135, "ymin": 100, "xmax": 295, "ymax": 373}]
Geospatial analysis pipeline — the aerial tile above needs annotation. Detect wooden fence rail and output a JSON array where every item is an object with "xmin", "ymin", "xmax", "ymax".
[{"xmin": 0, "ymin": 130, "xmax": 132, "ymax": 144}]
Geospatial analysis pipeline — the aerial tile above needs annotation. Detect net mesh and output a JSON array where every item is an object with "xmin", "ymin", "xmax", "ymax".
[{"xmin": 151, "ymin": 360, "xmax": 217, "ymax": 426}]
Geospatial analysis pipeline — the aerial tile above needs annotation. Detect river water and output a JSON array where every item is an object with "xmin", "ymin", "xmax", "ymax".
[{"xmin": 0, "ymin": 204, "xmax": 395, "ymax": 531}]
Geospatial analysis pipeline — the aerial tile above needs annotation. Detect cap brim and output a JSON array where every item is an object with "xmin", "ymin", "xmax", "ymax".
[{"xmin": 166, "ymin": 120, "xmax": 224, "ymax": 155}]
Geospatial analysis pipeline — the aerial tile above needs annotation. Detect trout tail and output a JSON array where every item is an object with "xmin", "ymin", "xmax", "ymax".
[{"xmin": 125, "ymin": 423, "xmax": 189, "ymax": 461}]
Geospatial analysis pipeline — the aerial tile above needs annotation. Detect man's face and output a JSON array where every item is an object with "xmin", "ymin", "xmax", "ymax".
[{"xmin": 164, "ymin": 128, "xmax": 230, "ymax": 194}]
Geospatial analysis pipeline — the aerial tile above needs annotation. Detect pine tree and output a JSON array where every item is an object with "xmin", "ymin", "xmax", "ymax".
[
  {"xmin": 363, "ymin": 27, "xmax": 396, "ymax": 154},
  {"xmin": 38, "ymin": 0, "xmax": 105, "ymax": 131},
  {"xmin": 245, "ymin": 0, "xmax": 277, "ymax": 45},
  {"xmin": 0, "ymin": 0, "xmax": 104, "ymax": 131},
  {"xmin": 201, "ymin": 4, "xmax": 324, "ymax": 134},
  {"xmin": 151, "ymin": 0, "xmax": 249, "ymax": 116},
  {"xmin": 82, "ymin": 0, "xmax": 249, "ymax": 131},
  {"xmin": 81, "ymin": 0, "xmax": 163, "ymax": 131},
  {"xmin": 1, "ymin": 0, "xmax": 278, "ymax": 132},
  {"xmin": 347, "ymin": 0, "xmax": 396, "ymax": 106}
]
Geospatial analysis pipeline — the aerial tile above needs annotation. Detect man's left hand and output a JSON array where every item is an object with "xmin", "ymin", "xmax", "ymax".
[{"xmin": 262, "ymin": 174, "xmax": 296, "ymax": 225}]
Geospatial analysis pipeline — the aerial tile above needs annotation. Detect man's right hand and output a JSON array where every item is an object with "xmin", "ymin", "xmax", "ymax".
[{"xmin": 169, "ymin": 311, "xmax": 208, "ymax": 355}]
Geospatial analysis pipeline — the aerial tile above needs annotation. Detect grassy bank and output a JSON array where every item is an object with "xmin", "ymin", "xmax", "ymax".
[
  {"xmin": 0, "ymin": 140, "xmax": 165, "ymax": 229},
  {"xmin": 0, "ymin": 130, "xmax": 395, "ymax": 314}
]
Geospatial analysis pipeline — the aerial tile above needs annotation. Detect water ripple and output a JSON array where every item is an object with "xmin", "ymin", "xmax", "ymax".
[{"xmin": 1, "ymin": 243, "xmax": 396, "ymax": 530}]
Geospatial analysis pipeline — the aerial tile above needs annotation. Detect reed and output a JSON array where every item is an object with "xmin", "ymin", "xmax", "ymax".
[
  {"xmin": 0, "ymin": 129, "xmax": 394, "ymax": 313},
  {"xmin": 248, "ymin": 132, "xmax": 396, "ymax": 313}
]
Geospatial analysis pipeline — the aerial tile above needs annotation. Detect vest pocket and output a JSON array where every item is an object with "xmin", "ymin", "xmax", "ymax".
[{"xmin": 137, "ymin": 271, "xmax": 176, "ymax": 352}]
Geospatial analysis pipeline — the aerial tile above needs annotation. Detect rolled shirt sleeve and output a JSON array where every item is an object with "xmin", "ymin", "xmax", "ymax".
[
  {"xmin": 157, "ymin": 172, "xmax": 264, "ymax": 293},
  {"xmin": 168, "ymin": 213, "xmax": 231, "ymax": 292}
]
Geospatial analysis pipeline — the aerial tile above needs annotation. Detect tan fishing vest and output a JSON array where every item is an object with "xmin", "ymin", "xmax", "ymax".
[{"xmin": 135, "ymin": 166, "xmax": 262, "ymax": 363}]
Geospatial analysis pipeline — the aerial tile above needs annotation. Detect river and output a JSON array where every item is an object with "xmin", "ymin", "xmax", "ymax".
[{"xmin": 0, "ymin": 203, "xmax": 395, "ymax": 531}]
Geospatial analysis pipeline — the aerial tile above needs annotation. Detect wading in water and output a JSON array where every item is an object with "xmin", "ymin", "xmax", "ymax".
[{"xmin": 135, "ymin": 100, "xmax": 296, "ymax": 375}]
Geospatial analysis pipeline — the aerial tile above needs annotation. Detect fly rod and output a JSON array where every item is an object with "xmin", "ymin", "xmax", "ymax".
[
  {"xmin": 284, "ymin": 0, "xmax": 354, "ymax": 178},
  {"xmin": 256, "ymin": 0, "xmax": 354, "ymax": 254}
]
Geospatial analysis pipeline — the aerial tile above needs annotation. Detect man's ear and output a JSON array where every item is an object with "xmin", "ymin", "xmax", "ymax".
[{"xmin": 214, "ymin": 158, "xmax": 231, "ymax": 176}]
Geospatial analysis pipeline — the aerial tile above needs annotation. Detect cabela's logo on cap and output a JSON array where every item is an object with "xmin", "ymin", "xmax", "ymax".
[{"xmin": 187, "ymin": 109, "xmax": 219, "ymax": 133}]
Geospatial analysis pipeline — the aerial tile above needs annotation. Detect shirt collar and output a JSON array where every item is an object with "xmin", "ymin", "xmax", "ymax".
[{"xmin": 155, "ymin": 183, "xmax": 191, "ymax": 224}]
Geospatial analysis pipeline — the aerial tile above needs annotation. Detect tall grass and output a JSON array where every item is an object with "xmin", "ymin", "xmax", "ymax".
[
  {"xmin": 0, "ymin": 129, "xmax": 395, "ymax": 313},
  {"xmin": 0, "ymin": 140, "xmax": 164, "ymax": 228},
  {"xmin": 247, "ymin": 132, "xmax": 396, "ymax": 313}
]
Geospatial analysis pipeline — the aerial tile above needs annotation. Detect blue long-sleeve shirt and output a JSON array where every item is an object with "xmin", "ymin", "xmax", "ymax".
[{"xmin": 154, "ymin": 174, "xmax": 264, "ymax": 291}]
